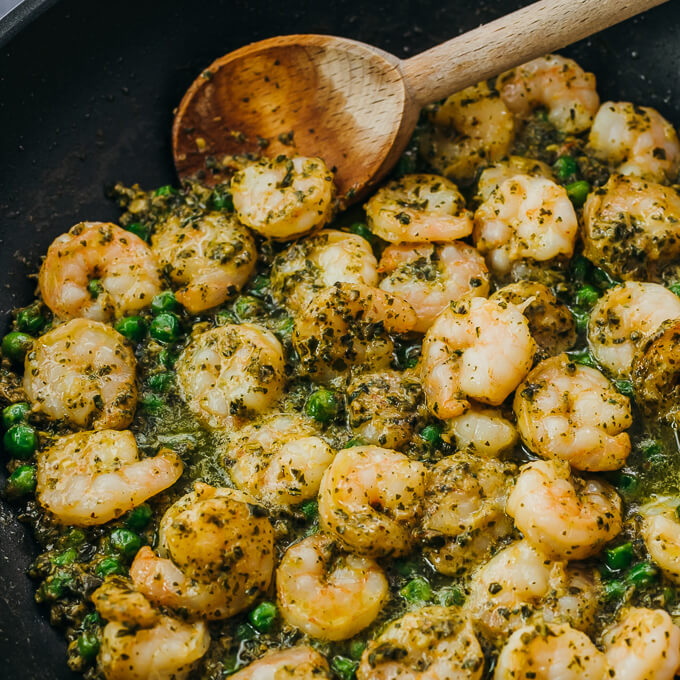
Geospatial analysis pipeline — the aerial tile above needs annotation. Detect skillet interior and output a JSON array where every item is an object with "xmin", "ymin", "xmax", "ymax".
[{"xmin": 1, "ymin": 0, "xmax": 680, "ymax": 677}]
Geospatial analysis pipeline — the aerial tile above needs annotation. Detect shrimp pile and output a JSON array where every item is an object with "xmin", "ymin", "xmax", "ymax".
[{"xmin": 5, "ymin": 51, "xmax": 680, "ymax": 680}]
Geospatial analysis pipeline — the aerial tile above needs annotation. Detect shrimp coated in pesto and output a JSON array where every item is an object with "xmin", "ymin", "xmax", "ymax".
[{"xmin": 229, "ymin": 647, "xmax": 331, "ymax": 680}]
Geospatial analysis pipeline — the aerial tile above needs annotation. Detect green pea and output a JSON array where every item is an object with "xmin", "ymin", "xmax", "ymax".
[
  {"xmin": 87, "ymin": 279, "xmax": 103, "ymax": 299},
  {"xmin": 614, "ymin": 380, "xmax": 634, "ymax": 397},
  {"xmin": 125, "ymin": 504, "xmax": 152, "ymax": 531},
  {"xmin": 215, "ymin": 308, "xmax": 237, "ymax": 326},
  {"xmin": 400, "ymin": 576, "xmax": 433, "ymax": 603},
  {"xmin": 210, "ymin": 189, "xmax": 234, "ymax": 212},
  {"xmin": 570, "ymin": 254, "xmax": 591, "ymax": 284},
  {"xmin": 3, "ymin": 423, "xmax": 37, "ymax": 459},
  {"xmin": 626, "ymin": 562, "xmax": 658, "ymax": 588},
  {"xmin": 234, "ymin": 295, "xmax": 263, "ymax": 320},
  {"xmin": 158, "ymin": 348, "xmax": 176, "ymax": 368},
  {"xmin": 605, "ymin": 542, "xmax": 634, "ymax": 571},
  {"xmin": 566, "ymin": 180, "xmax": 591, "ymax": 207},
  {"xmin": 16, "ymin": 304, "xmax": 46, "ymax": 334},
  {"xmin": 670, "ymin": 282, "xmax": 680, "ymax": 298},
  {"xmin": 300, "ymin": 499, "xmax": 318, "ymax": 521},
  {"xmin": 437, "ymin": 585, "xmax": 466, "ymax": 607},
  {"xmin": 109, "ymin": 528, "xmax": 142, "ymax": 559},
  {"xmin": 575, "ymin": 284, "xmax": 599, "ymax": 308},
  {"xmin": 95, "ymin": 557, "xmax": 124, "ymax": 579},
  {"xmin": 393, "ymin": 558, "xmax": 419, "ymax": 577},
  {"xmin": 349, "ymin": 222, "xmax": 376, "ymax": 243},
  {"xmin": 567, "ymin": 348, "xmax": 596, "ymax": 368},
  {"xmin": 52, "ymin": 548, "xmax": 77, "ymax": 566},
  {"xmin": 592, "ymin": 266, "xmax": 618, "ymax": 290},
  {"xmin": 150, "ymin": 312, "xmax": 181, "ymax": 343},
  {"xmin": 154, "ymin": 185, "xmax": 177, "ymax": 197},
  {"xmin": 349, "ymin": 640, "xmax": 366, "ymax": 661},
  {"xmin": 419, "ymin": 424, "xmax": 442, "ymax": 447},
  {"xmin": 151, "ymin": 291, "xmax": 178, "ymax": 314},
  {"xmin": 235, "ymin": 622, "xmax": 257, "ymax": 641},
  {"xmin": 2, "ymin": 331, "xmax": 33, "ymax": 363},
  {"xmin": 77, "ymin": 630, "xmax": 100, "ymax": 662},
  {"xmin": 124, "ymin": 222, "xmax": 150, "ymax": 242},
  {"xmin": 250, "ymin": 275, "xmax": 270, "ymax": 296},
  {"xmin": 331, "ymin": 656, "xmax": 358, "ymax": 680},
  {"xmin": 66, "ymin": 528, "xmax": 86, "ymax": 547},
  {"xmin": 640, "ymin": 440, "xmax": 662, "ymax": 458},
  {"xmin": 82, "ymin": 611, "xmax": 101, "ymax": 627},
  {"xmin": 248, "ymin": 601, "xmax": 277, "ymax": 632},
  {"xmin": 114, "ymin": 316, "xmax": 147, "ymax": 342},
  {"xmin": 613, "ymin": 472, "xmax": 639, "ymax": 497},
  {"xmin": 5, "ymin": 465, "xmax": 36, "ymax": 497},
  {"xmin": 2, "ymin": 402, "xmax": 31, "ymax": 429},
  {"xmin": 147, "ymin": 372, "xmax": 173, "ymax": 392},
  {"xmin": 45, "ymin": 570, "xmax": 74, "ymax": 599},
  {"xmin": 343, "ymin": 437, "xmax": 366, "ymax": 449},
  {"xmin": 305, "ymin": 389, "xmax": 339, "ymax": 423},
  {"xmin": 553, "ymin": 155, "xmax": 579, "ymax": 180},
  {"xmin": 604, "ymin": 579, "xmax": 627, "ymax": 601},
  {"xmin": 570, "ymin": 307, "xmax": 590, "ymax": 334},
  {"xmin": 140, "ymin": 394, "xmax": 164, "ymax": 413}
]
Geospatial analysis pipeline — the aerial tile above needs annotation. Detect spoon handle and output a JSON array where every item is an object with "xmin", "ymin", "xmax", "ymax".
[{"xmin": 400, "ymin": 0, "xmax": 668, "ymax": 105}]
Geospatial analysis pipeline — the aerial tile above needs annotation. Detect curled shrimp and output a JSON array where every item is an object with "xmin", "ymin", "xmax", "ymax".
[
  {"xmin": 176, "ymin": 323, "xmax": 285, "ymax": 428},
  {"xmin": 378, "ymin": 241, "xmax": 490, "ymax": 333},
  {"xmin": 465, "ymin": 540, "xmax": 600, "ymax": 641},
  {"xmin": 346, "ymin": 369, "xmax": 425, "ymax": 450},
  {"xmin": 491, "ymin": 282, "xmax": 577, "ymax": 358},
  {"xmin": 93, "ymin": 579, "xmax": 210, "ymax": 680},
  {"xmin": 230, "ymin": 647, "xmax": 331, "ymax": 680},
  {"xmin": 151, "ymin": 212, "xmax": 256, "ymax": 313},
  {"xmin": 639, "ymin": 496, "xmax": 680, "ymax": 583},
  {"xmin": 292, "ymin": 282, "xmax": 416, "ymax": 380},
  {"xmin": 24, "ymin": 318, "xmax": 137, "ymax": 430},
  {"xmin": 364, "ymin": 174, "xmax": 473, "ymax": 243},
  {"xmin": 602, "ymin": 607, "xmax": 680, "ymax": 680},
  {"xmin": 506, "ymin": 459, "xmax": 622, "ymax": 560},
  {"xmin": 36, "ymin": 429, "xmax": 182, "ymax": 526},
  {"xmin": 357, "ymin": 606, "xmax": 485, "ymax": 680},
  {"xmin": 475, "ymin": 156, "xmax": 554, "ymax": 203},
  {"xmin": 582, "ymin": 174, "xmax": 680, "ymax": 281},
  {"xmin": 231, "ymin": 155, "xmax": 335, "ymax": 239},
  {"xmin": 276, "ymin": 533, "xmax": 389, "ymax": 641},
  {"xmin": 420, "ymin": 296, "xmax": 536, "ymax": 419},
  {"xmin": 421, "ymin": 452, "xmax": 516, "ymax": 576},
  {"xmin": 494, "ymin": 622, "xmax": 607, "ymax": 680},
  {"xmin": 513, "ymin": 354, "xmax": 632, "ymax": 471},
  {"xmin": 588, "ymin": 101, "xmax": 680, "ymax": 183},
  {"xmin": 588, "ymin": 282, "xmax": 680, "ymax": 377},
  {"xmin": 270, "ymin": 229, "xmax": 378, "ymax": 313},
  {"xmin": 442, "ymin": 404, "xmax": 518, "ymax": 458},
  {"xmin": 224, "ymin": 413, "xmax": 335, "ymax": 509},
  {"xmin": 39, "ymin": 222, "xmax": 161, "ymax": 321},
  {"xmin": 318, "ymin": 445, "xmax": 426, "ymax": 557},
  {"xmin": 419, "ymin": 81, "xmax": 515, "ymax": 184},
  {"xmin": 130, "ymin": 483, "xmax": 275, "ymax": 620},
  {"xmin": 473, "ymin": 174, "xmax": 578, "ymax": 277},
  {"xmin": 497, "ymin": 54, "xmax": 600, "ymax": 133}
]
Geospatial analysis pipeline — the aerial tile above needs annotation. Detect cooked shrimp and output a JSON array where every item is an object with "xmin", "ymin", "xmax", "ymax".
[
  {"xmin": 513, "ymin": 354, "xmax": 632, "ymax": 471},
  {"xmin": 230, "ymin": 647, "xmax": 331, "ymax": 680},
  {"xmin": 465, "ymin": 540, "xmax": 600, "ymax": 641},
  {"xmin": 419, "ymin": 81, "xmax": 515, "ymax": 184},
  {"xmin": 420, "ymin": 296, "xmax": 535, "ymax": 419},
  {"xmin": 442, "ymin": 404, "xmax": 518, "ymax": 457},
  {"xmin": 36, "ymin": 429, "xmax": 182, "ymax": 526},
  {"xmin": 231, "ymin": 155, "xmax": 334, "ymax": 239},
  {"xmin": 357, "ymin": 606, "xmax": 485, "ymax": 680},
  {"xmin": 292, "ymin": 282, "xmax": 416, "ymax": 380},
  {"xmin": 150, "ymin": 212, "xmax": 256, "ymax": 313},
  {"xmin": 276, "ymin": 533, "xmax": 389, "ymax": 641},
  {"xmin": 378, "ymin": 241, "xmax": 490, "ymax": 333},
  {"xmin": 24, "ymin": 318, "xmax": 137, "ymax": 430},
  {"xmin": 494, "ymin": 622, "xmax": 607, "ymax": 680},
  {"xmin": 347, "ymin": 370, "xmax": 425, "ymax": 449},
  {"xmin": 589, "ymin": 101, "xmax": 680, "ymax": 183},
  {"xmin": 93, "ymin": 580, "xmax": 210, "ymax": 680},
  {"xmin": 421, "ymin": 452, "xmax": 516, "ymax": 576},
  {"xmin": 473, "ymin": 175, "xmax": 579, "ymax": 277},
  {"xmin": 639, "ymin": 496, "xmax": 680, "ymax": 583},
  {"xmin": 130, "ymin": 483, "xmax": 274, "ymax": 620},
  {"xmin": 491, "ymin": 282, "xmax": 576, "ymax": 358},
  {"xmin": 364, "ymin": 174, "xmax": 473, "ymax": 243},
  {"xmin": 506, "ymin": 459, "xmax": 622, "ymax": 560},
  {"xmin": 602, "ymin": 607, "xmax": 680, "ymax": 680},
  {"xmin": 632, "ymin": 319, "xmax": 680, "ymax": 426},
  {"xmin": 176, "ymin": 323, "xmax": 285, "ymax": 428},
  {"xmin": 582, "ymin": 174, "xmax": 680, "ymax": 281},
  {"xmin": 39, "ymin": 222, "xmax": 161, "ymax": 321},
  {"xmin": 318, "ymin": 445, "xmax": 426, "ymax": 557},
  {"xmin": 497, "ymin": 54, "xmax": 599, "ymax": 133},
  {"xmin": 588, "ymin": 282, "xmax": 680, "ymax": 376},
  {"xmin": 270, "ymin": 229, "xmax": 378, "ymax": 312},
  {"xmin": 224, "ymin": 413, "xmax": 335, "ymax": 509},
  {"xmin": 475, "ymin": 156, "xmax": 554, "ymax": 203}
]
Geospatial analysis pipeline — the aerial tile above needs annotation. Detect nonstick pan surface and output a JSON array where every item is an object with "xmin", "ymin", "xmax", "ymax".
[{"xmin": 1, "ymin": 1, "xmax": 680, "ymax": 677}]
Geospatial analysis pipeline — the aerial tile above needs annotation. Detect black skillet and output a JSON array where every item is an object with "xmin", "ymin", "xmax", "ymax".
[{"xmin": 1, "ymin": 0, "xmax": 680, "ymax": 677}]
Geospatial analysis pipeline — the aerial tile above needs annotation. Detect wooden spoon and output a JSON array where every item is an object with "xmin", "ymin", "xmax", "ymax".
[{"xmin": 173, "ymin": 0, "xmax": 667, "ymax": 201}]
